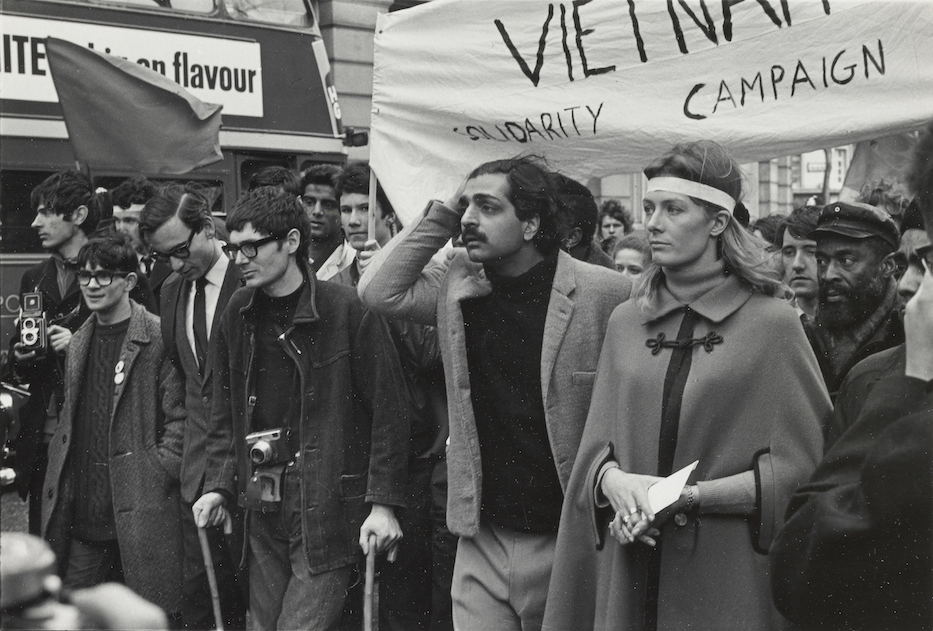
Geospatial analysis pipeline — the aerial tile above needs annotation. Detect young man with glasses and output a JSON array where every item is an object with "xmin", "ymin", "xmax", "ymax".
[
  {"xmin": 4, "ymin": 170, "xmax": 154, "ymax": 535},
  {"xmin": 300, "ymin": 164, "xmax": 356, "ymax": 280},
  {"xmin": 193, "ymin": 187, "xmax": 412, "ymax": 631},
  {"xmin": 41, "ymin": 233, "xmax": 186, "ymax": 619},
  {"xmin": 139, "ymin": 183, "xmax": 246, "ymax": 630}
]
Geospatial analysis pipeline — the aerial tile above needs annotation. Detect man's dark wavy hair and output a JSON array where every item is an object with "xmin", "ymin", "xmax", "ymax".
[
  {"xmin": 467, "ymin": 155, "xmax": 561, "ymax": 254},
  {"xmin": 30, "ymin": 169, "xmax": 104, "ymax": 236},
  {"xmin": 227, "ymin": 186, "xmax": 311, "ymax": 268},
  {"xmin": 76, "ymin": 232, "xmax": 138, "ymax": 274}
]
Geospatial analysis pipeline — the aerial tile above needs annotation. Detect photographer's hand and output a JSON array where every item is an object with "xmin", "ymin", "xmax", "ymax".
[
  {"xmin": 47, "ymin": 325, "xmax": 73, "ymax": 354},
  {"xmin": 12, "ymin": 341, "xmax": 38, "ymax": 365},
  {"xmin": 359, "ymin": 503, "xmax": 402, "ymax": 559},
  {"xmin": 192, "ymin": 492, "xmax": 230, "ymax": 530}
]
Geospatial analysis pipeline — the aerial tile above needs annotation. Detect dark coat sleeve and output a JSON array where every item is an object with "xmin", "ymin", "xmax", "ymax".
[
  {"xmin": 351, "ymin": 308, "xmax": 411, "ymax": 508},
  {"xmin": 771, "ymin": 374, "xmax": 933, "ymax": 631}
]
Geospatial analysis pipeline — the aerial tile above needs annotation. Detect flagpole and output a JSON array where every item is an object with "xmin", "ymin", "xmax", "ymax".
[{"xmin": 367, "ymin": 167, "xmax": 378, "ymax": 243}]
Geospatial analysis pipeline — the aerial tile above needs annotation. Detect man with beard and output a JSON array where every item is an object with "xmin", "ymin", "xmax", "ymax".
[{"xmin": 805, "ymin": 201, "xmax": 902, "ymax": 404}]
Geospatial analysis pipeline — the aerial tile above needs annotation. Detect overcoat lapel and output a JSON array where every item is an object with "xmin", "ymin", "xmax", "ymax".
[
  {"xmin": 203, "ymin": 266, "xmax": 240, "ymax": 383},
  {"xmin": 111, "ymin": 306, "xmax": 151, "ymax": 416}
]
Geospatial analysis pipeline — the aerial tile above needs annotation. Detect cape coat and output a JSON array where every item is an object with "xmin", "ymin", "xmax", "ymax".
[{"xmin": 543, "ymin": 273, "xmax": 830, "ymax": 631}]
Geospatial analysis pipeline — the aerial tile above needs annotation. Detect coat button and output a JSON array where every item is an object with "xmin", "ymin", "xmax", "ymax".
[
  {"xmin": 203, "ymin": 396, "xmax": 209, "ymax": 404},
  {"xmin": 674, "ymin": 512, "xmax": 688, "ymax": 527},
  {"xmin": 62, "ymin": 434, "xmax": 67, "ymax": 444}
]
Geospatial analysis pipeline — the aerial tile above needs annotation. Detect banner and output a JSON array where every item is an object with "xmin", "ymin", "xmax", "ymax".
[
  {"xmin": 46, "ymin": 37, "xmax": 223, "ymax": 175},
  {"xmin": 371, "ymin": 0, "xmax": 933, "ymax": 223}
]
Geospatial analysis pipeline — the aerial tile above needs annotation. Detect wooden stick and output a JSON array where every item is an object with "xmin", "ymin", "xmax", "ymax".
[
  {"xmin": 198, "ymin": 527, "xmax": 225, "ymax": 631},
  {"xmin": 364, "ymin": 533, "xmax": 377, "ymax": 631},
  {"xmin": 367, "ymin": 167, "xmax": 378, "ymax": 243}
]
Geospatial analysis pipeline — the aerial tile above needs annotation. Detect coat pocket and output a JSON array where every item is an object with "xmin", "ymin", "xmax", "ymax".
[{"xmin": 572, "ymin": 371, "xmax": 597, "ymax": 386}]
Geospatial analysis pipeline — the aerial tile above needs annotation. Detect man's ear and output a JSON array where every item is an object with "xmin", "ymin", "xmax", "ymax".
[
  {"xmin": 285, "ymin": 227, "xmax": 301, "ymax": 255},
  {"xmin": 385, "ymin": 213, "xmax": 398, "ymax": 236},
  {"xmin": 202, "ymin": 216, "xmax": 216, "ymax": 239},
  {"xmin": 124, "ymin": 271, "xmax": 138, "ymax": 293},
  {"xmin": 880, "ymin": 251, "xmax": 898, "ymax": 277},
  {"xmin": 523, "ymin": 215, "xmax": 541, "ymax": 243},
  {"xmin": 71, "ymin": 205, "xmax": 89, "ymax": 227},
  {"xmin": 564, "ymin": 226, "xmax": 583, "ymax": 250}
]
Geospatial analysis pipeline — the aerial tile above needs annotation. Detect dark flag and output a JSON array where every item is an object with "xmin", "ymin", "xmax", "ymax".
[{"xmin": 45, "ymin": 37, "xmax": 223, "ymax": 174}]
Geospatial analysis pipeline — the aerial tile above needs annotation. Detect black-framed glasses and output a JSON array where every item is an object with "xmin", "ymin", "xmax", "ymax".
[
  {"xmin": 916, "ymin": 244, "xmax": 933, "ymax": 270},
  {"xmin": 222, "ymin": 234, "xmax": 283, "ymax": 260},
  {"xmin": 77, "ymin": 270, "xmax": 131, "ymax": 287},
  {"xmin": 151, "ymin": 226, "xmax": 199, "ymax": 261}
]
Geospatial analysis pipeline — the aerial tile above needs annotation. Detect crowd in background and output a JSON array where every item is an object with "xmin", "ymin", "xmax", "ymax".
[{"xmin": 1, "ymin": 125, "xmax": 931, "ymax": 631}]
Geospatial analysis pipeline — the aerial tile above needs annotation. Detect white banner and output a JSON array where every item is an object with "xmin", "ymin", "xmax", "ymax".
[
  {"xmin": 371, "ymin": 0, "xmax": 933, "ymax": 223},
  {"xmin": 1, "ymin": 15, "xmax": 263, "ymax": 116}
]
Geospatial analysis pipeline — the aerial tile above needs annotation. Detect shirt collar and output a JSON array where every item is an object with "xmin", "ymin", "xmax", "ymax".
[{"xmin": 202, "ymin": 245, "xmax": 229, "ymax": 288}]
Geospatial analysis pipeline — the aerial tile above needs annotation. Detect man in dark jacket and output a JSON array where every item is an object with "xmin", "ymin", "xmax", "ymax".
[
  {"xmin": 772, "ymin": 121, "xmax": 933, "ymax": 631},
  {"xmin": 140, "ymin": 183, "xmax": 246, "ymax": 630},
  {"xmin": 193, "ymin": 187, "xmax": 411, "ymax": 630},
  {"xmin": 805, "ymin": 201, "xmax": 903, "ymax": 402}
]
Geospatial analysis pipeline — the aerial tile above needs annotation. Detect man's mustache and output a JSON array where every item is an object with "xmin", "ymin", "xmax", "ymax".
[{"xmin": 461, "ymin": 227, "xmax": 486, "ymax": 243}]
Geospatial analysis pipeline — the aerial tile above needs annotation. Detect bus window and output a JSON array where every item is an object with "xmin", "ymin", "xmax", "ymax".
[
  {"xmin": 1, "ymin": 170, "xmax": 47, "ymax": 255},
  {"xmin": 91, "ymin": 0, "xmax": 216, "ymax": 13},
  {"xmin": 223, "ymin": 0, "xmax": 311, "ymax": 27}
]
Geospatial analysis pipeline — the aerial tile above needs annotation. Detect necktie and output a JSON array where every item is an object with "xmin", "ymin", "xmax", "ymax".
[{"xmin": 194, "ymin": 277, "xmax": 209, "ymax": 374}]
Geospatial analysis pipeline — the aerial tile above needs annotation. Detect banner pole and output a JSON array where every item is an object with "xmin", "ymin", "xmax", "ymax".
[{"xmin": 368, "ymin": 167, "xmax": 378, "ymax": 243}]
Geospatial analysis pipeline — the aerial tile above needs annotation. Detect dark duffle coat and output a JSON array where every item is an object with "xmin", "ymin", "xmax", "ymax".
[
  {"xmin": 42, "ymin": 301, "xmax": 186, "ymax": 613},
  {"xmin": 543, "ymin": 273, "xmax": 830, "ymax": 631}
]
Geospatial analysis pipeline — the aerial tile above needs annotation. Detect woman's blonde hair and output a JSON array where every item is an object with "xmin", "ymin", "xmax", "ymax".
[{"xmin": 634, "ymin": 140, "xmax": 791, "ymax": 307}]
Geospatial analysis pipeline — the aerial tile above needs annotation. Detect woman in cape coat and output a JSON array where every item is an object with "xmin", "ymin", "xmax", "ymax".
[{"xmin": 543, "ymin": 142, "xmax": 831, "ymax": 631}]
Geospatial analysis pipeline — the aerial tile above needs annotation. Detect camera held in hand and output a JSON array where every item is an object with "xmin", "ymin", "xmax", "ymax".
[
  {"xmin": 240, "ymin": 428, "xmax": 290, "ymax": 513},
  {"xmin": 19, "ymin": 293, "xmax": 47, "ymax": 356}
]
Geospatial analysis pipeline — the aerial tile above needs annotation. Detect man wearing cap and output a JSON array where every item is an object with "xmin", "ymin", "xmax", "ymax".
[{"xmin": 805, "ymin": 201, "xmax": 903, "ymax": 404}]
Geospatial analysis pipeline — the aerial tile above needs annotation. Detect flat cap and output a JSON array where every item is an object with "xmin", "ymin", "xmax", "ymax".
[{"xmin": 810, "ymin": 201, "xmax": 899, "ymax": 250}]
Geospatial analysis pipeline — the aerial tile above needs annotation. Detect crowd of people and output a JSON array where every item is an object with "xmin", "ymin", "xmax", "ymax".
[{"xmin": 1, "ymin": 126, "xmax": 931, "ymax": 631}]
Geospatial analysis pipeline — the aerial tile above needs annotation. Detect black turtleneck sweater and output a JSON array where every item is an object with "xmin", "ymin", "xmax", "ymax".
[{"xmin": 461, "ymin": 252, "xmax": 563, "ymax": 533}]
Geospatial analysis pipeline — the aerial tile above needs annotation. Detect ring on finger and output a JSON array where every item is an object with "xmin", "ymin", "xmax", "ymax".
[{"xmin": 629, "ymin": 507, "xmax": 639, "ymax": 516}]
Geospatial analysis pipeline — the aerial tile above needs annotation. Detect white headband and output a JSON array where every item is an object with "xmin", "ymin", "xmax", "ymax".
[{"xmin": 645, "ymin": 177, "xmax": 736, "ymax": 213}]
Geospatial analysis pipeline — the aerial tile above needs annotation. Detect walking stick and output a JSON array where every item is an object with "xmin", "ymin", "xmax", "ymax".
[
  {"xmin": 198, "ymin": 526, "xmax": 225, "ymax": 631},
  {"xmin": 364, "ymin": 533, "xmax": 378, "ymax": 631}
]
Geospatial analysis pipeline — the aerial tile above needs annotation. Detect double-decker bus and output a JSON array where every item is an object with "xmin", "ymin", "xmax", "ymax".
[{"xmin": 0, "ymin": 0, "xmax": 350, "ymax": 356}]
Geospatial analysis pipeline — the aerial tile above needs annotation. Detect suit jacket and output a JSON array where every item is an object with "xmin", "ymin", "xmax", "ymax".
[
  {"xmin": 358, "ymin": 201, "xmax": 632, "ymax": 537},
  {"xmin": 42, "ymin": 301, "xmax": 186, "ymax": 612},
  {"xmin": 160, "ymin": 266, "xmax": 241, "ymax": 503}
]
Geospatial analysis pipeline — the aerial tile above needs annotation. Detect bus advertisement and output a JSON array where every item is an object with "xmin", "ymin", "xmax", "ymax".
[{"xmin": 0, "ymin": 0, "xmax": 350, "ymax": 360}]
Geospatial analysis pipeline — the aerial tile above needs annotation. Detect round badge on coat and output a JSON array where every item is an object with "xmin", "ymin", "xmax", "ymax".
[
  {"xmin": 115, "ymin": 360, "xmax": 125, "ymax": 374},
  {"xmin": 114, "ymin": 373, "xmax": 125, "ymax": 385}
]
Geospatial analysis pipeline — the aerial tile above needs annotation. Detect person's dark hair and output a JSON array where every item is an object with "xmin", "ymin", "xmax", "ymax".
[
  {"xmin": 639, "ymin": 140, "xmax": 788, "ymax": 303},
  {"xmin": 750, "ymin": 213, "xmax": 786, "ymax": 248},
  {"xmin": 857, "ymin": 179, "xmax": 911, "ymax": 222},
  {"xmin": 553, "ymin": 173, "xmax": 598, "ymax": 245},
  {"xmin": 30, "ymin": 169, "xmax": 104, "ymax": 235},
  {"xmin": 907, "ymin": 120, "xmax": 933, "ymax": 231},
  {"xmin": 249, "ymin": 166, "xmax": 301, "ymax": 196},
  {"xmin": 299, "ymin": 164, "xmax": 340, "ymax": 193},
  {"xmin": 110, "ymin": 176, "xmax": 156, "ymax": 209},
  {"xmin": 227, "ymin": 187, "xmax": 311, "ymax": 267},
  {"xmin": 598, "ymin": 199, "xmax": 633, "ymax": 235},
  {"xmin": 76, "ymin": 232, "xmax": 139, "ymax": 274},
  {"xmin": 778, "ymin": 205, "xmax": 821, "ymax": 246},
  {"xmin": 900, "ymin": 199, "xmax": 925, "ymax": 235},
  {"xmin": 335, "ymin": 161, "xmax": 397, "ymax": 221},
  {"xmin": 139, "ymin": 182, "xmax": 212, "ymax": 241},
  {"xmin": 467, "ymin": 155, "xmax": 561, "ymax": 254}
]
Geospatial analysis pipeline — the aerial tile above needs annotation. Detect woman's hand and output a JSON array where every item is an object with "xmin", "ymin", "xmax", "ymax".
[{"xmin": 601, "ymin": 468, "xmax": 661, "ymax": 546}]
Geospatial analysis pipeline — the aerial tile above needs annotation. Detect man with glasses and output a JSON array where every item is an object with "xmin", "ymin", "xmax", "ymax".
[
  {"xmin": 139, "ymin": 183, "xmax": 246, "ymax": 630},
  {"xmin": 300, "ymin": 164, "xmax": 356, "ymax": 280},
  {"xmin": 5, "ymin": 170, "xmax": 106, "ymax": 535},
  {"xmin": 193, "ymin": 187, "xmax": 411, "ymax": 631},
  {"xmin": 41, "ymin": 233, "xmax": 185, "ymax": 619}
]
